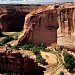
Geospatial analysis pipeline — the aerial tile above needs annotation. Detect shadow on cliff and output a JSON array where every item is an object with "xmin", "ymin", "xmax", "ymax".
[
  {"xmin": 0, "ymin": 66, "xmax": 46, "ymax": 75},
  {"xmin": 26, "ymin": 66, "xmax": 46, "ymax": 75},
  {"xmin": 0, "ymin": 9, "xmax": 29, "ymax": 32}
]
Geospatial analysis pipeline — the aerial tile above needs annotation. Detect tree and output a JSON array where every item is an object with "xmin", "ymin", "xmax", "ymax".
[
  {"xmin": 36, "ymin": 54, "xmax": 44, "ymax": 64},
  {"xmin": 63, "ymin": 51, "xmax": 75, "ymax": 71},
  {"xmin": 60, "ymin": 71, "xmax": 64, "ymax": 75}
]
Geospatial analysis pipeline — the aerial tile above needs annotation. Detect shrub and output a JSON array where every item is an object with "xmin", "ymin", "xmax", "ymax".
[
  {"xmin": 0, "ymin": 36, "xmax": 14, "ymax": 44},
  {"xmin": 32, "ymin": 46, "xmax": 40, "ymax": 54},
  {"xmin": 36, "ymin": 43, "xmax": 47, "ymax": 50},
  {"xmin": 42, "ymin": 48, "xmax": 52, "ymax": 52},
  {"xmin": 6, "ymin": 44, "xmax": 11, "ymax": 48},
  {"xmin": 60, "ymin": 71, "xmax": 64, "ymax": 75},
  {"xmin": 36, "ymin": 54, "xmax": 44, "ymax": 63},
  {"xmin": 21, "ymin": 43, "xmax": 34, "ymax": 50},
  {"xmin": 63, "ymin": 51, "xmax": 75, "ymax": 71},
  {"xmin": 12, "ymin": 45, "xmax": 19, "ymax": 50}
]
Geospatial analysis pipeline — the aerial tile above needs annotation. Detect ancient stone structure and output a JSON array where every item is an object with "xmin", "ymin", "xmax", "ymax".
[
  {"xmin": 18, "ymin": 6, "xmax": 59, "ymax": 45},
  {"xmin": 0, "ymin": 46, "xmax": 38, "ymax": 73}
]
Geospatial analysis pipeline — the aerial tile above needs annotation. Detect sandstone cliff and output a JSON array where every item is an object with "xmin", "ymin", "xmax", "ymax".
[
  {"xmin": 0, "ymin": 46, "xmax": 38, "ymax": 73},
  {"xmin": 18, "ymin": 5, "xmax": 59, "ymax": 45},
  {"xmin": 0, "ymin": 4, "xmax": 46, "ymax": 32},
  {"xmin": 18, "ymin": 3, "xmax": 75, "ymax": 45}
]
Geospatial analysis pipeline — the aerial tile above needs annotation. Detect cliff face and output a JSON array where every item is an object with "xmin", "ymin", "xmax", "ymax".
[
  {"xmin": 18, "ymin": 3, "xmax": 75, "ymax": 45},
  {"xmin": 58, "ymin": 3, "xmax": 75, "ymax": 36},
  {"xmin": 18, "ymin": 6, "xmax": 59, "ymax": 45},
  {"xmin": 0, "ymin": 9, "xmax": 28, "ymax": 32},
  {"xmin": 0, "ymin": 4, "xmax": 46, "ymax": 32},
  {"xmin": 0, "ymin": 46, "xmax": 38, "ymax": 73}
]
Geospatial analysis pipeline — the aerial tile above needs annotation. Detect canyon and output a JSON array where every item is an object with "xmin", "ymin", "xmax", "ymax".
[
  {"xmin": 0, "ymin": 3, "xmax": 75, "ymax": 46},
  {"xmin": 0, "ymin": 3, "xmax": 75, "ymax": 75},
  {"xmin": 17, "ymin": 3, "xmax": 75, "ymax": 46},
  {"xmin": 0, "ymin": 4, "xmax": 46, "ymax": 32}
]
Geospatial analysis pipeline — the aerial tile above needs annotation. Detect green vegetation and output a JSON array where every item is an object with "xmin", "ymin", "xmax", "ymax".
[
  {"xmin": 36, "ymin": 54, "xmax": 44, "ymax": 63},
  {"xmin": 42, "ymin": 48, "xmax": 52, "ymax": 52},
  {"xmin": 6, "ymin": 44, "xmax": 11, "ymax": 48},
  {"xmin": 59, "ymin": 71, "xmax": 64, "ymax": 75},
  {"xmin": 12, "ymin": 45, "xmax": 19, "ymax": 50},
  {"xmin": 20, "ymin": 43, "xmax": 34, "ymax": 50},
  {"xmin": 63, "ymin": 51, "xmax": 75, "ymax": 71},
  {"xmin": 18, "ymin": 43, "xmax": 47, "ymax": 51},
  {"xmin": 0, "ymin": 36, "xmax": 14, "ymax": 45},
  {"xmin": 36, "ymin": 43, "xmax": 47, "ymax": 49},
  {"xmin": 32, "ymin": 46, "xmax": 40, "ymax": 54}
]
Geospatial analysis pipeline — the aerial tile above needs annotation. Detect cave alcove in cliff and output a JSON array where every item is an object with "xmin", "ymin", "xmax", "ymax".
[{"xmin": 0, "ymin": 9, "xmax": 29, "ymax": 32}]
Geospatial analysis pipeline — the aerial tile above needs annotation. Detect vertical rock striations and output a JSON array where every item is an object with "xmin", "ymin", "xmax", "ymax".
[{"xmin": 18, "ymin": 6, "xmax": 59, "ymax": 45}]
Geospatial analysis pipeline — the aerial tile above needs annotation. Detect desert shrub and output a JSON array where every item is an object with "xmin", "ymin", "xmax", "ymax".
[
  {"xmin": 6, "ymin": 44, "xmax": 11, "ymax": 48},
  {"xmin": 60, "ymin": 71, "xmax": 64, "ymax": 75},
  {"xmin": 63, "ymin": 51, "xmax": 75, "ymax": 71},
  {"xmin": 21, "ymin": 43, "xmax": 34, "ymax": 50},
  {"xmin": 36, "ymin": 43, "xmax": 47, "ymax": 50},
  {"xmin": 12, "ymin": 45, "xmax": 19, "ymax": 50},
  {"xmin": 19, "ymin": 43, "xmax": 47, "ymax": 51},
  {"xmin": 32, "ymin": 46, "xmax": 40, "ymax": 54},
  {"xmin": 42, "ymin": 48, "xmax": 52, "ymax": 52},
  {"xmin": 0, "ymin": 36, "xmax": 14, "ymax": 44},
  {"xmin": 36, "ymin": 54, "xmax": 44, "ymax": 63}
]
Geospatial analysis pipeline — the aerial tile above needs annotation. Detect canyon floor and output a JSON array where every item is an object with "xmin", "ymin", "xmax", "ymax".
[
  {"xmin": 0, "ymin": 24, "xmax": 75, "ymax": 75},
  {"xmin": 0, "ymin": 30, "xmax": 75, "ymax": 75}
]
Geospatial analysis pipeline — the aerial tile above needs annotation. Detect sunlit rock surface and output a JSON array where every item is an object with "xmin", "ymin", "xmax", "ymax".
[{"xmin": 18, "ymin": 6, "xmax": 59, "ymax": 45}]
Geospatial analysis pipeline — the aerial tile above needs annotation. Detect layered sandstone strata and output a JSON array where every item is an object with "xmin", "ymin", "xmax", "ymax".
[
  {"xmin": 0, "ymin": 46, "xmax": 38, "ymax": 73},
  {"xmin": 18, "ymin": 6, "xmax": 59, "ymax": 45}
]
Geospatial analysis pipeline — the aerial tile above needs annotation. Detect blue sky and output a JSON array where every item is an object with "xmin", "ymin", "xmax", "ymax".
[{"xmin": 0, "ymin": 0, "xmax": 75, "ymax": 4}]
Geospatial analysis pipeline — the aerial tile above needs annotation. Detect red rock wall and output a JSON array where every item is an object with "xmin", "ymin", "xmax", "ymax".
[
  {"xmin": 0, "ymin": 49, "xmax": 38, "ymax": 73},
  {"xmin": 18, "ymin": 8, "xmax": 59, "ymax": 45},
  {"xmin": 27, "ymin": 11, "xmax": 58, "ymax": 45}
]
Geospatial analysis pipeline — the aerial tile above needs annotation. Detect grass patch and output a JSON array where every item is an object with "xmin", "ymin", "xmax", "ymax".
[{"xmin": 0, "ymin": 36, "xmax": 14, "ymax": 45}]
